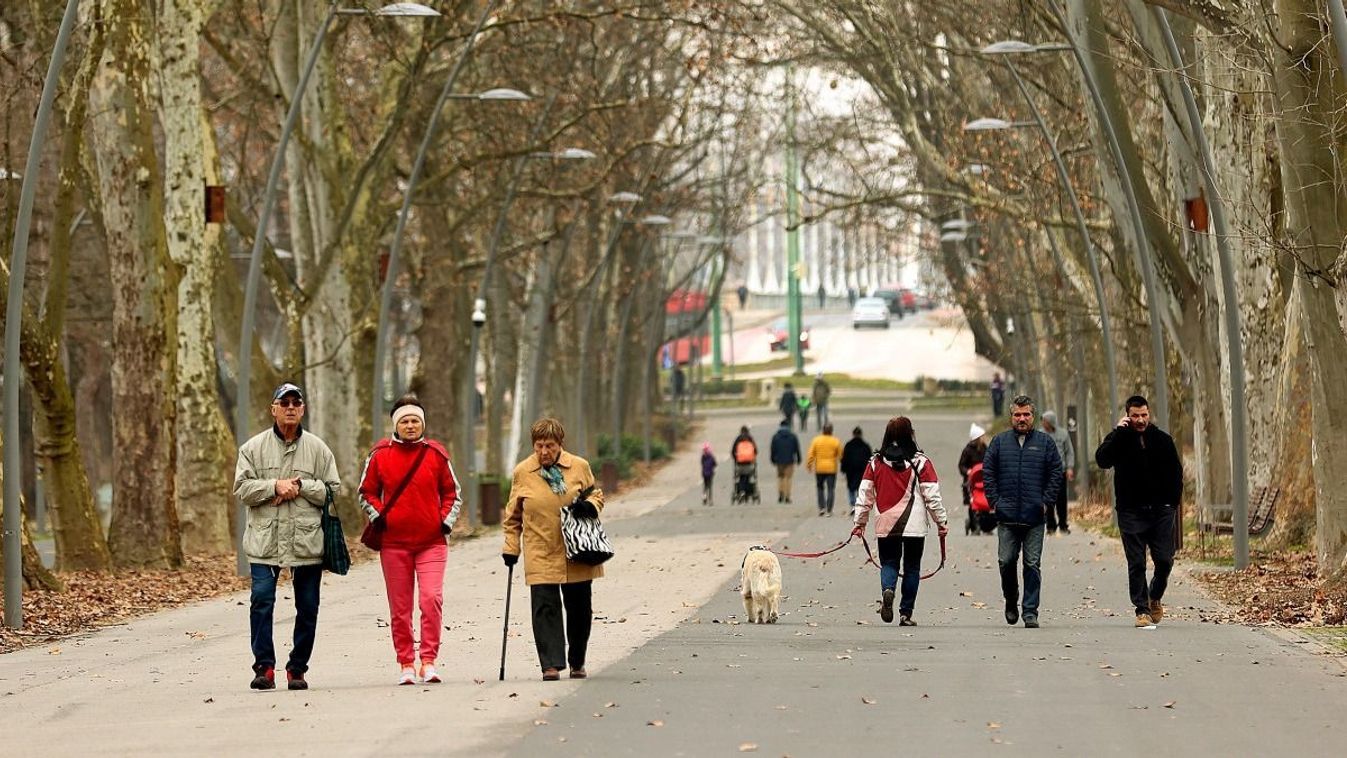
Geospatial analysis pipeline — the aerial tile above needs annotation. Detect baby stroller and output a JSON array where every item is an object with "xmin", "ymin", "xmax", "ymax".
[
  {"xmin": 965, "ymin": 462, "xmax": 996, "ymax": 535},
  {"xmin": 732, "ymin": 462, "xmax": 760, "ymax": 504}
]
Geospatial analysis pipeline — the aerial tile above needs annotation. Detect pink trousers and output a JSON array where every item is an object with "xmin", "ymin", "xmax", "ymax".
[{"xmin": 379, "ymin": 542, "xmax": 447, "ymax": 666}]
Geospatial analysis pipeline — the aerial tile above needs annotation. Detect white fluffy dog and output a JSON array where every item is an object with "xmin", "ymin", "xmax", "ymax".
[{"xmin": 740, "ymin": 546, "xmax": 782, "ymax": 624}]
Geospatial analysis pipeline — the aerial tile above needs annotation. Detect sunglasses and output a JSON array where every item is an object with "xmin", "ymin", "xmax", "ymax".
[{"xmin": 274, "ymin": 399, "xmax": 304, "ymax": 409}]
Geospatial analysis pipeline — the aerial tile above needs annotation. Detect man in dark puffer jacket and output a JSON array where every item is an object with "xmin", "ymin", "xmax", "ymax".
[
  {"xmin": 983, "ymin": 395, "xmax": 1063, "ymax": 629},
  {"xmin": 1095, "ymin": 395, "xmax": 1183, "ymax": 629}
]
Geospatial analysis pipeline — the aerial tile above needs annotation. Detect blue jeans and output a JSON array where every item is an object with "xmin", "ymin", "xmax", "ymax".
[
  {"xmin": 997, "ymin": 523, "xmax": 1044, "ymax": 617},
  {"xmin": 847, "ymin": 485, "xmax": 858, "ymax": 507},
  {"xmin": 878, "ymin": 536, "xmax": 926, "ymax": 615},
  {"xmin": 250, "ymin": 563, "xmax": 322, "ymax": 674},
  {"xmin": 815, "ymin": 473, "xmax": 836, "ymax": 513}
]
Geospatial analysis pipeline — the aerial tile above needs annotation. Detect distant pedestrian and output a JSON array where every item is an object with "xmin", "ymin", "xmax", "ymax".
[
  {"xmin": 701, "ymin": 442, "xmax": 717, "ymax": 506},
  {"xmin": 840, "ymin": 426, "xmax": 872, "ymax": 507},
  {"xmin": 736, "ymin": 284, "xmax": 749, "ymax": 309},
  {"xmin": 982, "ymin": 395, "xmax": 1062, "ymax": 629},
  {"xmin": 769, "ymin": 420, "xmax": 802, "ymax": 504},
  {"xmin": 671, "ymin": 365, "xmax": 687, "ymax": 411},
  {"xmin": 233, "ymin": 382, "xmax": 341, "ymax": 691},
  {"xmin": 990, "ymin": 372, "xmax": 1006, "ymax": 417},
  {"xmin": 846, "ymin": 287, "xmax": 858, "ymax": 308},
  {"xmin": 958, "ymin": 423, "xmax": 989, "ymax": 533},
  {"xmin": 501, "ymin": 417, "xmax": 605, "ymax": 681},
  {"xmin": 811, "ymin": 372, "xmax": 832, "ymax": 430},
  {"xmin": 851, "ymin": 416, "xmax": 948, "ymax": 626},
  {"xmin": 1094, "ymin": 395, "xmax": 1182, "ymax": 628},
  {"xmin": 1041, "ymin": 411, "xmax": 1075, "ymax": 535},
  {"xmin": 806, "ymin": 423, "xmax": 843, "ymax": 516},
  {"xmin": 779, "ymin": 382, "xmax": 798, "ymax": 429},
  {"xmin": 731, "ymin": 426, "xmax": 758, "ymax": 504},
  {"xmin": 359, "ymin": 394, "xmax": 461, "ymax": 685},
  {"xmin": 817, "ymin": 282, "xmax": 827, "ymax": 309},
  {"xmin": 796, "ymin": 393, "xmax": 812, "ymax": 431}
]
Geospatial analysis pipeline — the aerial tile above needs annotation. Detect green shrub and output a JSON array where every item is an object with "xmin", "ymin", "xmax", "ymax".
[{"xmin": 596, "ymin": 432, "xmax": 671, "ymax": 477}]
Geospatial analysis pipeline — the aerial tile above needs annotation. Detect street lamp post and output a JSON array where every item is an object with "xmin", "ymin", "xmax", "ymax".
[
  {"xmin": 784, "ymin": 65, "xmax": 805, "ymax": 376},
  {"xmin": 4, "ymin": 0, "xmax": 80, "ymax": 629},
  {"xmin": 1331, "ymin": 0, "xmax": 1347, "ymax": 79},
  {"xmin": 235, "ymin": 1, "xmax": 442, "ymax": 576},
  {"xmin": 1151, "ymin": 7, "xmax": 1251, "ymax": 569}
]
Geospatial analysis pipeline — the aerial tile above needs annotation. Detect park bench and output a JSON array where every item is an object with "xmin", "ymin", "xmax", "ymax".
[{"xmin": 1200, "ymin": 486, "xmax": 1280, "ymax": 536}]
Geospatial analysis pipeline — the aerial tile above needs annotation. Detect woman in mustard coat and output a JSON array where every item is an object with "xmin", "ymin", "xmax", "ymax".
[{"xmin": 502, "ymin": 417, "xmax": 605, "ymax": 681}]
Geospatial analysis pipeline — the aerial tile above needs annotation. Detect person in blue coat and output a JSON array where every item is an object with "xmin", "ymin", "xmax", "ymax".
[
  {"xmin": 982, "ymin": 394, "xmax": 1063, "ymax": 628},
  {"xmin": 769, "ymin": 421, "xmax": 802, "ymax": 504}
]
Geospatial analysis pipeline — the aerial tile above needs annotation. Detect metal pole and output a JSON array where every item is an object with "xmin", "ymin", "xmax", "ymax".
[
  {"xmin": 1152, "ymin": 7, "xmax": 1250, "ymax": 568},
  {"xmin": 236, "ymin": 3, "xmax": 339, "ymax": 576},
  {"xmin": 373, "ymin": 0, "xmax": 500, "ymax": 437},
  {"xmin": 784, "ymin": 65, "xmax": 804, "ymax": 376},
  {"xmin": 460, "ymin": 94, "xmax": 556, "ymax": 501},
  {"xmin": 1006, "ymin": 59, "xmax": 1119, "ymax": 417},
  {"xmin": 725, "ymin": 307, "xmax": 736, "ymax": 379},
  {"xmin": 5, "ymin": 0, "xmax": 81, "ymax": 627},
  {"xmin": 1330, "ymin": 0, "xmax": 1347, "ymax": 80},
  {"xmin": 1048, "ymin": 0, "xmax": 1169, "ymax": 429}
]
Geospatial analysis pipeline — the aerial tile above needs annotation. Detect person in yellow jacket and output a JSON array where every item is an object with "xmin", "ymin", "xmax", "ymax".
[{"xmin": 807, "ymin": 423, "xmax": 844, "ymax": 516}]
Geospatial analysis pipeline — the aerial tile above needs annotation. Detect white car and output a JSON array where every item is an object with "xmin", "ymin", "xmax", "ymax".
[{"xmin": 852, "ymin": 297, "xmax": 891, "ymax": 329}]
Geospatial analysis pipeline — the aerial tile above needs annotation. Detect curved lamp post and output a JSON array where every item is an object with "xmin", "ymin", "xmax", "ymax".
[
  {"xmin": 235, "ymin": 2, "xmax": 444, "ymax": 575},
  {"xmin": 1150, "ymin": 8, "xmax": 1250, "ymax": 568},
  {"xmin": 4, "ymin": 0, "xmax": 80, "ymax": 629}
]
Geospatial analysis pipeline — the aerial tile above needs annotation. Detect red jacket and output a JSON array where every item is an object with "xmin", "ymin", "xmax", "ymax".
[{"xmin": 358, "ymin": 437, "xmax": 461, "ymax": 549}]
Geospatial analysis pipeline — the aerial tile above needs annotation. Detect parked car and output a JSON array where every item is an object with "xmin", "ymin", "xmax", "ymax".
[
  {"xmin": 898, "ymin": 288, "xmax": 918, "ymax": 314},
  {"xmin": 915, "ymin": 291, "xmax": 935, "ymax": 310},
  {"xmin": 768, "ymin": 318, "xmax": 811, "ymax": 351},
  {"xmin": 871, "ymin": 289, "xmax": 905, "ymax": 318},
  {"xmin": 851, "ymin": 297, "xmax": 891, "ymax": 329}
]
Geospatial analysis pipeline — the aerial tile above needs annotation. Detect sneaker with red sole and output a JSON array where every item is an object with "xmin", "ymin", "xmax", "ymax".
[{"xmin": 286, "ymin": 670, "xmax": 308, "ymax": 690}]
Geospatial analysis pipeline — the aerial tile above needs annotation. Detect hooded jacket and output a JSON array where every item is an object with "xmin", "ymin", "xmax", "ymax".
[
  {"xmin": 234, "ymin": 425, "xmax": 342, "ymax": 567},
  {"xmin": 840, "ymin": 437, "xmax": 873, "ymax": 489},
  {"xmin": 852, "ymin": 448, "xmax": 947, "ymax": 538},
  {"xmin": 982, "ymin": 429, "xmax": 1063, "ymax": 525},
  {"xmin": 769, "ymin": 425, "xmax": 802, "ymax": 466},
  {"xmin": 1094, "ymin": 424, "xmax": 1182, "ymax": 510},
  {"xmin": 806, "ymin": 433, "xmax": 842, "ymax": 475}
]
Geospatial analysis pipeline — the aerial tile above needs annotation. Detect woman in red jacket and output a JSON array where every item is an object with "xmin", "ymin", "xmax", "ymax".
[{"xmin": 359, "ymin": 395, "xmax": 461, "ymax": 685}]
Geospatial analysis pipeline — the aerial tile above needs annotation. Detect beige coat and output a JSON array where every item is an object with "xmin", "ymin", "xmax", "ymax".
[
  {"xmin": 233, "ymin": 425, "xmax": 342, "ymax": 567},
  {"xmin": 502, "ymin": 449, "xmax": 606, "ymax": 585}
]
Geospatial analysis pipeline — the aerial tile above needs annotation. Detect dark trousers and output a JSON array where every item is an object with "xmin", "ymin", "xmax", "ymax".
[
  {"xmin": 1045, "ymin": 482, "xmax": 1069, "ymax": 531},
  {"xmin": 1118, "ymin": 507, "xmax": 1176, "ymax": 615},
  {"xmin": 702, "ymin": 474, "xmax": 714, "ymax": 504},
  {"xmin": 877, "ymin": 536, "xmax": 926, "ymax": 615},
  {"xmin": 815, "ymin": 473, "xmax": 837, "ymax": 513},
  {"xmin": 250, "ymin": 563, "xmax": 322, "ymax": 674},
  {"xmin": 530, "ymin": 580, "xmax": 593, "ymax": 672},
  {"xmin": 997, "ymin": 523, "xmax": 1044, "ymax": 617}
]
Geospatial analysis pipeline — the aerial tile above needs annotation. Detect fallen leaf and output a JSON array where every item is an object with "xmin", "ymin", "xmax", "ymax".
[
  {"xmin": 959, "ymin": 591, "xmax": 973, "ymax": 597},
  {"xmin": 534, "ymin": 719, "xmax": 548, "ymax": 726},
  {"xmin": 987, "ymin": 722, "xmax": 1001, "ymax": 729},
  {"xmin": 972, "ymin": 602, "xmax": 987, "ymax": 609},
  {"xmin": 647, "ymin": 720, "xmax": 664, "ymax": 727},
  {"xmin": 539, "ymin": 700, "xmax": 557, "ymax": 707},
  {"xmin": 1099, "ymin": 664, "xmax": 1113, "ymax": 669},
  {"xmin": 473, "ymin": 678, "xmax": 485, "ymax": 685},
  {"xmin": 739, "ymin": 744, "xmax": 759, "ymax": 752},
  {"xmin": 202, "ymin": 697, "xmax": 214, "ymax": 704},
  {"xmin": 861, "ymin": 697, "xmax": 876, "ymax": 705},
  {"xmin": 836, "ymin": 655, "xmax": 852, "ymax": 660},
  {"xmin": 1164, "ymin": 701, "xmax": 1177, "ymax": 709}
]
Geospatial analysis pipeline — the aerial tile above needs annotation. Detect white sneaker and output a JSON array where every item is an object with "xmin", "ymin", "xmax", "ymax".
[
  {"xmin": 419, "ymin": 663, "xmax": 441, "ymax": 684},
  {"xmin": 397, "ymin": 666, "xmax": 416, "ymax": 686}
]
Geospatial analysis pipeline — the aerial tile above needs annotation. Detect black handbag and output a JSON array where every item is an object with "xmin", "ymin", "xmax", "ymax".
[{"xmin": 321, "ymin": 484, "xmax": 351, "ymax": 575}]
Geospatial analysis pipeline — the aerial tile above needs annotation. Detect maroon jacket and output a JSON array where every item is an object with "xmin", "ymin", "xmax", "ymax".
[{"xmin": 358, "ymin": 437, "xmax": 461, "ymax": 550}]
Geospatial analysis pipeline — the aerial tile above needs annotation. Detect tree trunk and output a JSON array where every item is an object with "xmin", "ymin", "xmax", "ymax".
[
  {"xmin": 1268, "ymin": 0, "xmax": 1347, "ymax": 574},
  {"xmin": 159, "ymin": 0, "xmax": 236, "ymax": 554},
  {"xmin": 0, "ymin": 429, "xmax": 63, "ymax": 592},
  {"xmin": 88, "ymin": 0, "xmax": 183, "ymax": 569}
]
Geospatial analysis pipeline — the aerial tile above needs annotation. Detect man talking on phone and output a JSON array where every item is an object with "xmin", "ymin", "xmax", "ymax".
[{"xmin": 1094, "ymin": 395, "xmax": 1183, "ymax": 628}]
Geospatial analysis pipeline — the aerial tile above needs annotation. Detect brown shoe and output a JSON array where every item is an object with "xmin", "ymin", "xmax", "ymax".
[
  {"xmin": 1135, "ymin": 612, "xmax": 1154, "ymax": 628},
  {"xmin": 542, "ymin": 668, "xmax": 561, "ymax": 681},
  {"xmin": 569, "ymin": 668, "xmax": 587, "ymax": 679},
  {"xmin": 1149, "ymin": 600, "xmax": 1164, "ymax": 624}
]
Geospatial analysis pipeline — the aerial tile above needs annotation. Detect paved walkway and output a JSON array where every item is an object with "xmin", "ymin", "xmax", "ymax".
[{"xmin": 4, "ymin": 405, "xmax": 1346, "ymax": 757}]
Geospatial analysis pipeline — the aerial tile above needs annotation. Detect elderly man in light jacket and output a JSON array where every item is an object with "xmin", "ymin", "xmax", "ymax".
[
  {"xmin": 233, "ymin": 382, "xmax": 341, "ymax": 692},
  {"xmin": 1041, "ymin": 410, "xmax": 1075, "ymax": 535}
]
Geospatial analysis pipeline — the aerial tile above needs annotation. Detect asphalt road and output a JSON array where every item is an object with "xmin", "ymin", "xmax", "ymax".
[{"xmin": 6, "ymin": 404, "xmax": 1346, "ymax": 757}]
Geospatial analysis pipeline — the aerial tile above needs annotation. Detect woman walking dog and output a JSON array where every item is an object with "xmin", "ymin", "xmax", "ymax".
[{"xmin": 851, "ymin": 417, "xmax": 948, "ymax": 626}]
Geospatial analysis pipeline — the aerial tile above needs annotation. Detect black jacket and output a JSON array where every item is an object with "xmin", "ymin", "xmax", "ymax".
[
  {"xmin": 779, "ymin": 389, "xmax": 797, "ymax": 418},
  {"xmin": 983, "ymin": 429, "xmax": 1063, "ymax": 525},
  {"xmin": 1094, "ymin": 424, "xmax": 1182, "ymax": 510},
  {"xmin": 840, "ymin": 438, "xmax": 872, "ymax": 489},
  {"xmin": 769, "ymin": 426, "xmax": 802, "ymax": 466}
]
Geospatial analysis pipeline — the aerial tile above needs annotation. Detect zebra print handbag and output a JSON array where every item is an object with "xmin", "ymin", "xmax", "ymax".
[{"xmin": 560, "ymin": 486, "xmax": 614, "ymax": 565}]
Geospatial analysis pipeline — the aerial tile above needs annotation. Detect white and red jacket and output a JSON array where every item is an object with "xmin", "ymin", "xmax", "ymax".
[
  {"xmin": 852, "ymin": 452, "xmax": 947, "ymax": 538},
  {"xmin": 358, "ymin": 437, "xmax": 461, "ymax": 550}
]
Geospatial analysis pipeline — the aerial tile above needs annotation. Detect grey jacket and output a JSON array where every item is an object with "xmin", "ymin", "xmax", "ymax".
[
  {"xmin": 233, "ymin": 425, "xmax": 342, "ymax": 567},
  {"xmin": 1045, "ymin": 425, "xmax": 1075, "ymax": 471}
]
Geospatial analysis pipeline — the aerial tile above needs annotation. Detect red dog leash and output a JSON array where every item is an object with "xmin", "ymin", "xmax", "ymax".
[{"xmin": 773, "ymin": 531, "xmax": 947, "ymax": 579}]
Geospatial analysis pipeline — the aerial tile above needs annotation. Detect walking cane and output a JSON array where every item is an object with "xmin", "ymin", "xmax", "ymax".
[{"xmin": 499, "ymin": 563, "xmax": 514, "ymax": 681}]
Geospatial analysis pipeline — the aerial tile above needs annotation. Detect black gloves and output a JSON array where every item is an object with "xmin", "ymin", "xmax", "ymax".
[
  {"xmin": 570, "ymin": 499, "xmax": 599, "ymax": 519},
  {"xmin": 371, "ymin": 513, "xmax": 387, "ymax": 531},
  {"xmin": 440, "ymin": 522, "xmax": 452, "ymax": 536},
  {"xmin": 502, "ymin": 553, "xmax": 519, "ymax": 567}
]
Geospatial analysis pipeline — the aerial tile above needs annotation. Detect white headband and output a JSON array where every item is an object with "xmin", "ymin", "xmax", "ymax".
[{"xmin": 392, "ymin": 405, "xmax": 425, "ymax": 428}]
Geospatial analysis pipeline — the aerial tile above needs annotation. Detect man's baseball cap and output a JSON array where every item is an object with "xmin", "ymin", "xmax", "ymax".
[{"xmin": 272, "ymin": 383, "xmax": 304, "ymax": 402}]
